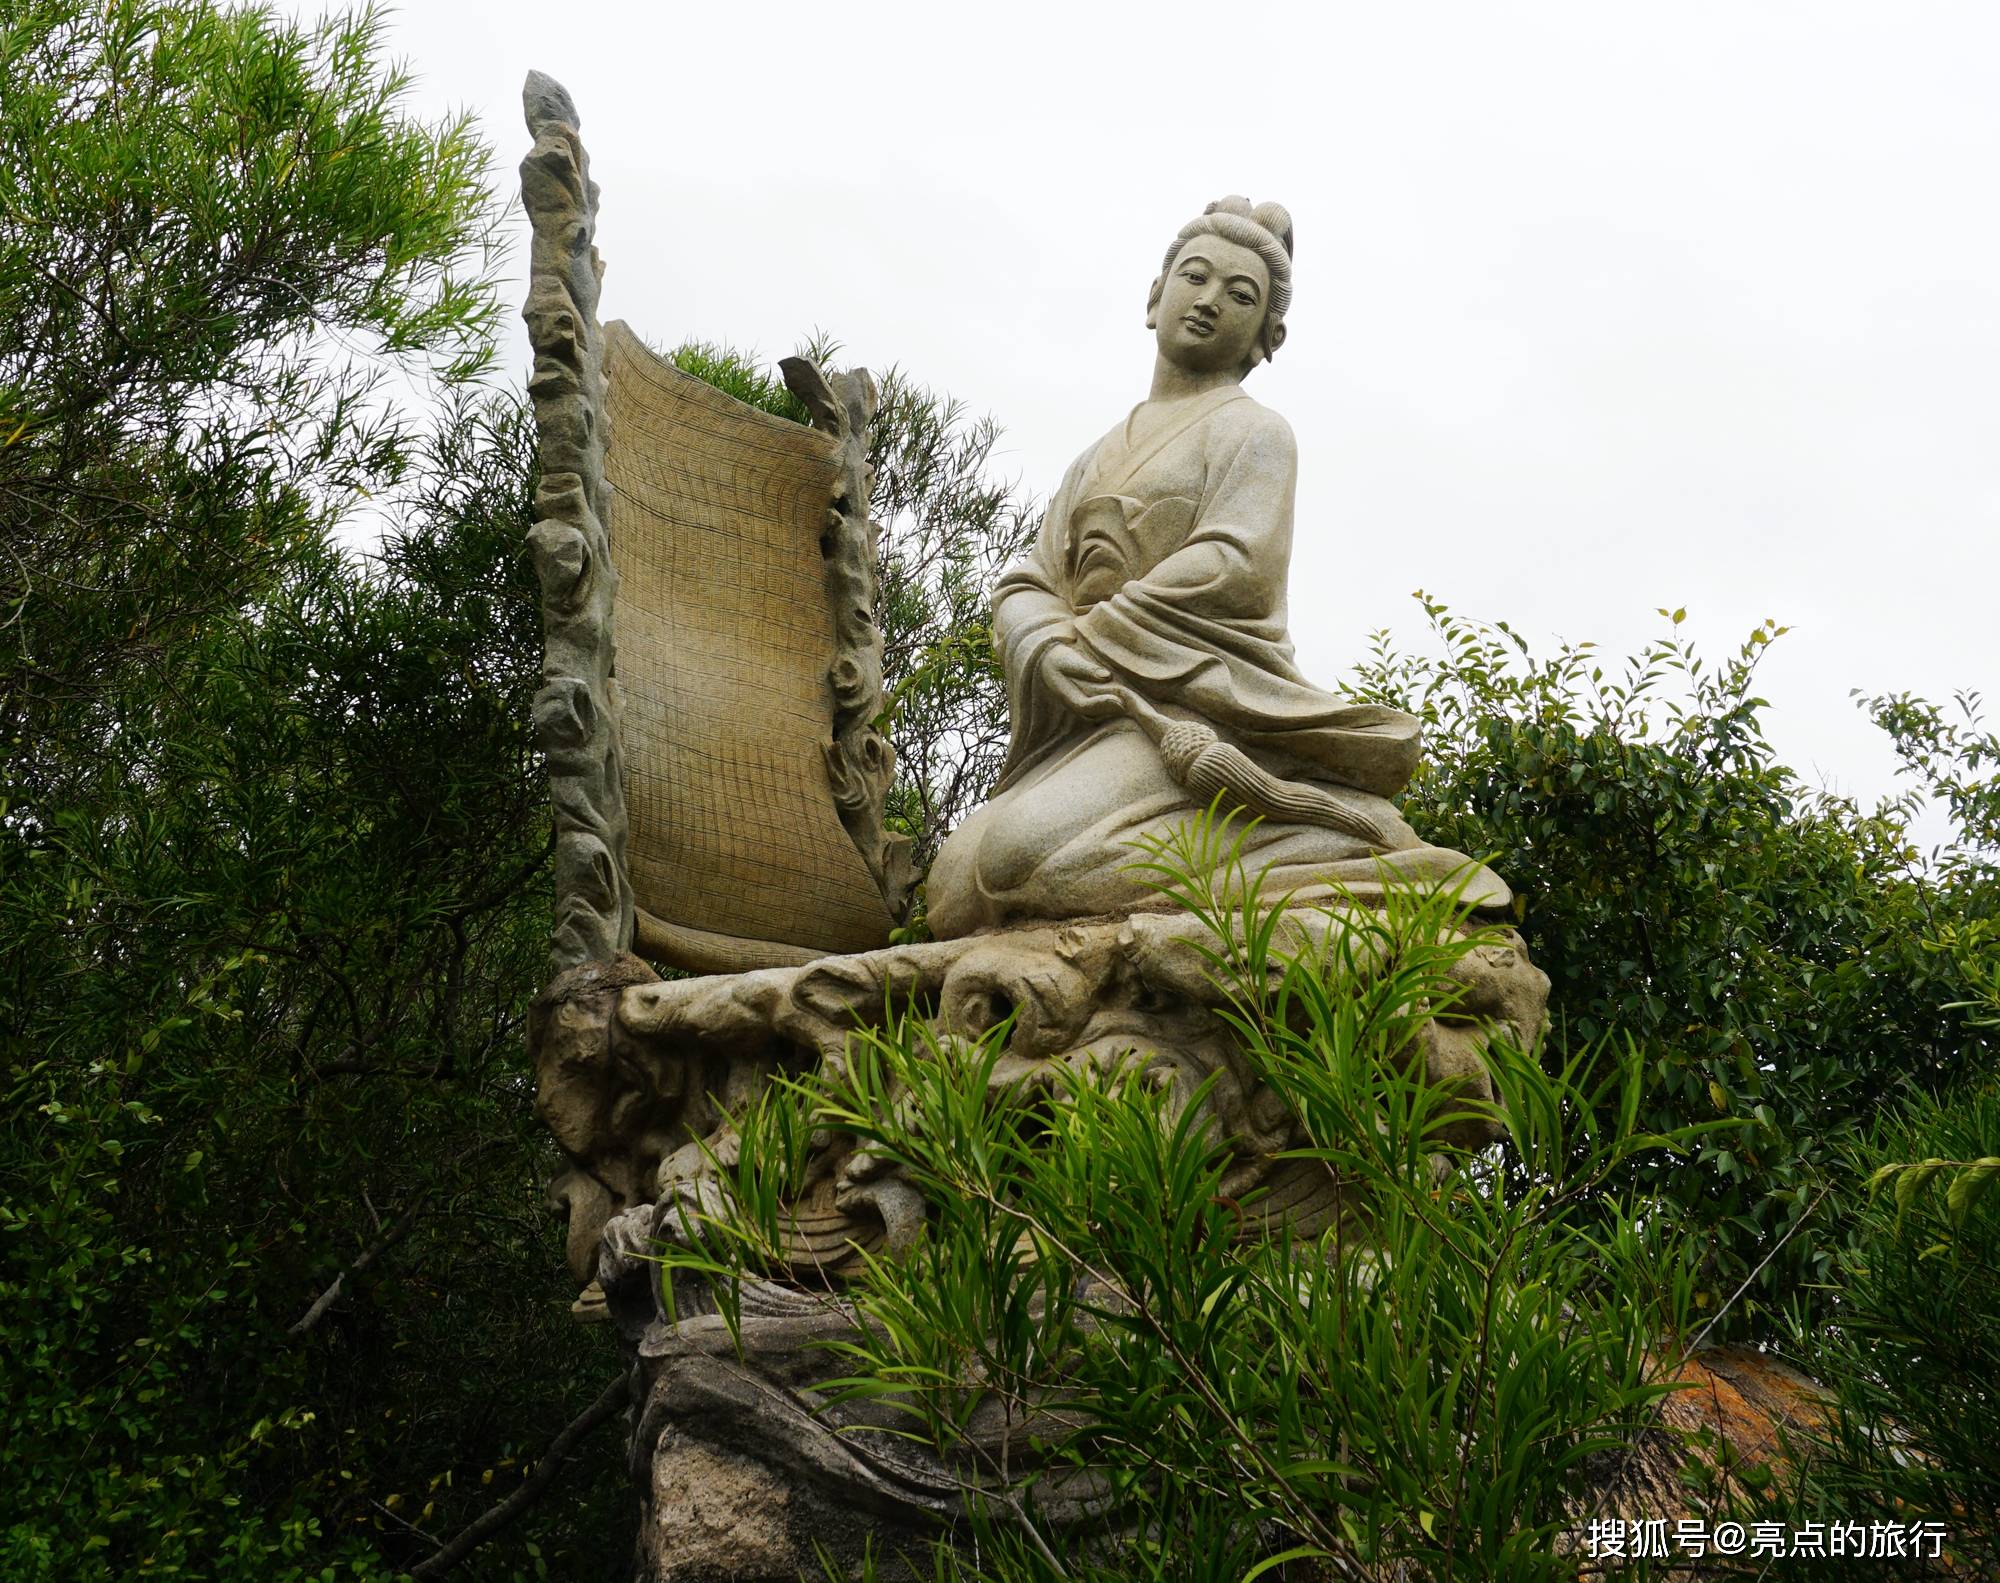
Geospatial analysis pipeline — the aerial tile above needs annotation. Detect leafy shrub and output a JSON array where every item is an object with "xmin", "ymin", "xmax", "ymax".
[
  {"xmin": 1349, "ymin": 597, "xmax": 1996, "ymax": 1339},
  {"xmin": 664, "ymin": 814, "xmax": 1704, "ymax": 1580},
  {"xmin": 1770, "ymin": 1081, "xmax": 2000, "ymax": 1579}
]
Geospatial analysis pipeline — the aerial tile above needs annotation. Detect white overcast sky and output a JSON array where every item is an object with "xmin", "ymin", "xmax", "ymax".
[{"xmin": 310, "ymin": 1, "xmax": 1999, "ymax": 840}]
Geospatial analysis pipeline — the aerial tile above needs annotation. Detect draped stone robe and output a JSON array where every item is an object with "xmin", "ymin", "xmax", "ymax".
[{"xmin": 926, "ymin": 385, "xmax": 1506, "ymax": 938}]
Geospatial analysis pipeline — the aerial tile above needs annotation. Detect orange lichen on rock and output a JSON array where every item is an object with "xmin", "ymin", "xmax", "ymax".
[
  {"xmin": 1561, "ymin": 1345, "xmax": 1832, "ymax": 1547},
  {"xmin": 1659, "ymin": 1346, "xmax": 1832, "ymax": 1469}
]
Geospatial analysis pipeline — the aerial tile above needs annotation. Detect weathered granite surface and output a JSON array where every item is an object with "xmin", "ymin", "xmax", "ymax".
[{"xmin": 535, "ymin": 901, "xmax": 1545, "ymax": 1294}]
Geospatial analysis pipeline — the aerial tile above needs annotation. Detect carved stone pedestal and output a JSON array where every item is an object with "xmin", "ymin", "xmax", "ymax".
[{"xmin": 530, "ymin": 898, "xmax": 1547, "ymax": 1581}]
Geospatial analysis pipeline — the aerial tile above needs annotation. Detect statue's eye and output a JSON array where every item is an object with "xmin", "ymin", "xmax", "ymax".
[{"xmin": 1231, "ymin": 290, "xmax": 1254, "ymax": 305}]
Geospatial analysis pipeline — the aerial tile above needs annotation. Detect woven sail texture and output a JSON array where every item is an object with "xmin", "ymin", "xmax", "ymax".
[{"xmin": 602, "ymin": 322, "xmax": 894, "ymax": 957}]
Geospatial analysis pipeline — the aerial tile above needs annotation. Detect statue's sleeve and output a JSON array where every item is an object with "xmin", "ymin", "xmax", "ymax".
[
  {"xmin": 992, "ymin": 457, "xmax": 1084, "ymax": 683},
  {"xmin": 983, "ymin": 458, "xmax": 1091, "ymax": 792},
  {"xmin": 1072, "ymin": 406, "xmax": 1299, "ymax": 687}
]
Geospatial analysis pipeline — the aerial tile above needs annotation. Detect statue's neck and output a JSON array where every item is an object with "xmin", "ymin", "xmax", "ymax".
[{"xmin": 1147, "ymin": 355, "xmax": 1247, "ymax": 404}]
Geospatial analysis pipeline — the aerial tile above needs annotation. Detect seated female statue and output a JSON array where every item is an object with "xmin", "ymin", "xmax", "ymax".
[{"xmin": 925, "ymin": 197, "xmax": 1507, "ymax": 938}]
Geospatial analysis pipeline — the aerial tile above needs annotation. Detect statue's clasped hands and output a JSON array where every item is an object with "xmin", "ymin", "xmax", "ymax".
[{"xmin": 1038, "ymin": 636, "xmax": 1125, "ymax": 723}]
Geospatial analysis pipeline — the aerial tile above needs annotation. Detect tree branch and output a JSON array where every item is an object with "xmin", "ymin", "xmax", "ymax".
[
  {"xmin": 286, "ymin": 1139, "xmax": 511, "ymax": 1335},
  {"xmin": 407, "ymin": 1370, "xmax": 632, "ymax": 1580},
  {"xmin": 287, "ymin": 1187, "xmax": 431, "ymax": 1336}
]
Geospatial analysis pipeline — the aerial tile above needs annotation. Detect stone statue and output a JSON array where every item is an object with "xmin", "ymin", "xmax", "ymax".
[
  {"xmin": 518, "ymin": 145, "xmax": 1551, "ymax": 1579},
  {"xmin": 927, "ymin": 196, "xmax": 1507, "ymax": 937}
]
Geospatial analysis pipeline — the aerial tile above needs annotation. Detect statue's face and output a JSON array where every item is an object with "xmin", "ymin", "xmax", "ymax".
[{"xmin": 1149, "ymin": 234, "xmax": 1272, "ymax": 374}]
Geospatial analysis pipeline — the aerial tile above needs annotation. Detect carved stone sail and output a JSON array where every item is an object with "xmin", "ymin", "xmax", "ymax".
[
  {"xmin": 520, "ymin": 74, "xmax": 911, "ymax": 976},
  {"xmin": 603, "ymin": 327, "xmax": 904, "ymax": 971}
]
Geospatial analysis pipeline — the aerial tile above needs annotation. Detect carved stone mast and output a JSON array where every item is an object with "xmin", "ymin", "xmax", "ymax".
[
  {"xmin": 520, "ymin": 73, "xmax": 632, "ymax": 970},
  {"xmin": 780, "ymin": 358, "xmax": 917, "ymax": 922}
]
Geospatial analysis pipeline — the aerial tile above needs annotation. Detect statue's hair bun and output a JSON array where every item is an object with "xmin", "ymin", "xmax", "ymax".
[
  {"xmin": 1251, "ymin": 202, "xmax": 1294, "ymax": 258},
  {"xmin": 1202, "ymin": 196, "xmax": 1294, "ymax": 259}
]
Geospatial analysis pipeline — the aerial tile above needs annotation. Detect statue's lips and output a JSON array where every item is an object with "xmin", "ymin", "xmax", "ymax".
[{"xmin": 1179, "ymin": 315, "xmax": 1215, "ymax": 337}]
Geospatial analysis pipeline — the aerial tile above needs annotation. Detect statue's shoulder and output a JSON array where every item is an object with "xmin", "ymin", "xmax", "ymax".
[{"xmin": 1208, "ymin": 390, "xmax": 1297, "ymax": 457}]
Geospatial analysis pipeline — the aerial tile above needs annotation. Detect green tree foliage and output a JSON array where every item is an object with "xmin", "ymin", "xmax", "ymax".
[
  {"xmin": 0, "ymin": 4, "xmax": 621, "ymax": 1575},
  {"xmin": 1860, "ymin": 687, "xmax": 2000, "ymax": 1032},
  {"xmin": 664, "ymin": 338, "xmax": 811, "ymax": 426},
  {"xmin": 867, "ymin": 375, "xmax": 1038, "ymax": 875},
  {"xmin": 1, "ymin": 0, "xmax": 495, "ymax": 795},
  {"xmin": 0, "ymin": 380, "xmax": 634, "ymax": 1574},
  {"xmin": 1348, "ymin": 597, "xmax": 1997, "ymax": 1339},
  {"xmin": 1756, "ymin": 695, "xmax": 2000, "ymax": 1577},
  {"xmin": 1776, "ymin": 1081, "xmax": 2000, "ymax": 1579}
]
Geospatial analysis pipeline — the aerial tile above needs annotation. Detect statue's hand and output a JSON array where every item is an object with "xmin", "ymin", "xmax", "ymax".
[{"xmin": 1040, "ymin": 642, "xmax": 1122, "ymax": 722}]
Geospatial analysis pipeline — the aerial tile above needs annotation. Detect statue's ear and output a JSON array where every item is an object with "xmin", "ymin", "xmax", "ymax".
[
  {"xmin": 1262, "ymin": 319, "xmax": 1288, "ymax": 362},
  {"xmin": 1144, "ymin": 275, "xmax": 1164, "ymax": 329}
]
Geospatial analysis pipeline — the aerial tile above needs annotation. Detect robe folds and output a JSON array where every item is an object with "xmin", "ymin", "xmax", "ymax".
[{"xmin": 925, "ymin": 385, "xmax": 1507, "ymax": 938}]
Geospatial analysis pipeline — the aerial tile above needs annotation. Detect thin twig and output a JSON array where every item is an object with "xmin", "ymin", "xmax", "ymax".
[
  {"xmin": 288, "ymin": 1139, "xmax": 510, "ymax": 1335},
  {"xmin": 406, "ymin": 1370, "xmax": 631, "ymax": 1581},
  {"xmin": 1606, "ymin": 1184, "xmax": 1832, "ymax": 1498},
  {"xmin": 1680, "ymin": 1185, "xmax": 1831, "ymax": 1365},
  {"xmin": 288, "ymin": 1189, "xmax": 430, "ymax": 1336}
]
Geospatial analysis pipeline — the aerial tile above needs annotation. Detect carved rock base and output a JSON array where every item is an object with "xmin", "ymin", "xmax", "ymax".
[
  {"xmin": 629, "ymin": 1288, "xmax": 999, "ymax": 1583},
  {"xmin": 529, "ymin": 899, "xmax": 1550, "ymax": 1580}
]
